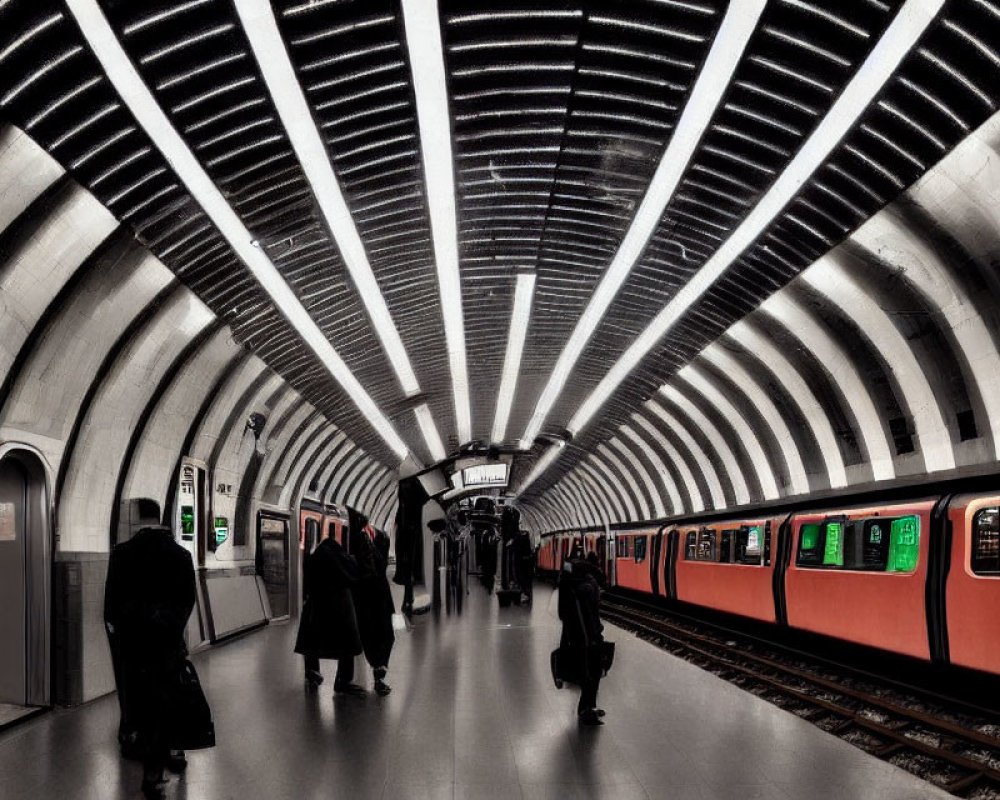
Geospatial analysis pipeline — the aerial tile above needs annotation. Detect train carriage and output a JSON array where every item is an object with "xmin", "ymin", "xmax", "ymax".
[
  {"xmin": 783, "ymin": 499, "xmax": 936, "ymax": 660},
  {"xmin": 945, "ymin": 494, "xmax": 1000, "ymax": 674},
  {"xmin": 672, "ymin": 515, "xmax": 783, "ymax": 623}
]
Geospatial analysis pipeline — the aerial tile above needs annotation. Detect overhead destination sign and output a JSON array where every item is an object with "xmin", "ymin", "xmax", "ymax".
[{"xmin": 461, "ymin": 463, "xmax": 508, "ymax": 488}]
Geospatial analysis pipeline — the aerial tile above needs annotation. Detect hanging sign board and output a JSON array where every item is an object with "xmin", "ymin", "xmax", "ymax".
[{"xmin": 0, "ymin": 502, "xmax": 15, "ymax": 541}]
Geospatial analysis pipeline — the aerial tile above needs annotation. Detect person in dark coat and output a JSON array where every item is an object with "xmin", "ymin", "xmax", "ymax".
[
  {"xmin": 348, "ymin": 508, "xmax": 395, "ymax": 696},
  {"xmin": 480, "ymin": 528, "xmax": 498, "ymax": 593},
  {"xmin": 294, "ymin": 533, "xmax": 365, "ymax": 696},
  {"xmin": 513, "ymin": 528, "xmax": 535, "ymax": 603},
  {"xmin": 558, "ymin": 550, "xmax": 606, "ymax": 726},
  {"xmin": 104, "ymin": 508, "xmax": 198, "ymax": 798}
]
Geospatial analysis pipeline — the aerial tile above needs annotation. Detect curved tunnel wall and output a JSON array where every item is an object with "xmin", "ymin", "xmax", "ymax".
[
  {"xmin": 522, "ymin": 111, "xmax": 1000, "ymax": 534},
  {"xmin": 0, "ymin": 124, "xmax": 398, "ymax": 702}
]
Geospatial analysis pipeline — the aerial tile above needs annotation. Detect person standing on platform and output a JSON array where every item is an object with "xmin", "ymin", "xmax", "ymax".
[
  {"xmin": 513, "ymin": 528, "xmax": 535, "ymax": 603},
  {"xmin": 104, "ymin": 500, "xmax": 198, "ymax": 798},
  {"xmin": 348, "ymin": 508, "xmax": 395, "ymax": 696},
  {"xmin": 295, "ymin": 530, "xmax": 366, "ymax": 696},
  {"xmin": 558, "ymin": 547, "xmax": 607, "ymax": 726}
]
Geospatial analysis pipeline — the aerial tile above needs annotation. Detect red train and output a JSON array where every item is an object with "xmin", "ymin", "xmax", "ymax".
[{"xmin": 538, "ymin": 491, "xmax": 1000, "ymax": 677}]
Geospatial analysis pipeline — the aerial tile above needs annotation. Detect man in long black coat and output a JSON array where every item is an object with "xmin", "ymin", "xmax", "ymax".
[
  {"xmin": 105, "ymin": 518, "xmax": 197, "ymax": 798},
  {"xmin": 294, "ymin": 533, "xmax": 365, "ymax": 695},
  {"xmin": 558, "ymin": 551, "xmax": 606, "ymax": 726},
  {"xmin": 512, "ymin": 528, "xmax": 535, "ymax": 602},
  {"xmin": 348, "ymin": 508, "xmax": 395, "ymax": 696}
]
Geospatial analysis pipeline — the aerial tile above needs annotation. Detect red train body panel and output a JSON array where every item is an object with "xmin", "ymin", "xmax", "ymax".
[
  {"xmin": 784, "ymin": 500, "xmax": 935, "ymax": 660},
  {"xmin": 673, "ymin": 516, "xmax": 782, "ymax": 624},
  {"xmin": 614, "ymin": 532, "xmax": 654, "ymax": 594}
]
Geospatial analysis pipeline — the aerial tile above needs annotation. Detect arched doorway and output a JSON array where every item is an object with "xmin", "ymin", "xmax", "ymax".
[{"xmin": 0, "ymin": 447, "xmax": 51, "ymax": 710}]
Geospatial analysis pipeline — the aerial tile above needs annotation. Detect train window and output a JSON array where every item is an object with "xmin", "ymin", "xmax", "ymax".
[
  {"xmin": 886, "ymin": 515, "xmax": 920, "ymax": 572},
  {"xmin": 796, "ymin": 523, "xmax": 825, "ymax": 566},
  {"xmin": 685, "ymin": 530, "xmax": 697, "ymax": 560},
  {"xmin": 763, "ymin": 522, "xmax": 772, "ymax": 566},
  {"xmin": 634, "ymin": 536, "xmax": 647, "ymax": 563},
  {"xmin": 618, "ymin": 536, "xmax": 630, "ymax": 558},
  {"xmin": 972, "ymin": 507, "xmax": 1000, "ymax": 575},
  {"xmin": 735, "ymin": 526, "xmax": 764, "ymax": 566},
  {"xmin": 719, "ymin": 529, "xmax": 736, "ymax": 563},
  {"xmin": 696, "ymin": 528, "xmax": 716, "ymax": 562},
  {"xmin": 822, "ymin": 520, "xmax": 845, "ymax": 566},
  {"xmin": 859, "ymin": 519, "xmax": 890, "ymax": 570}
]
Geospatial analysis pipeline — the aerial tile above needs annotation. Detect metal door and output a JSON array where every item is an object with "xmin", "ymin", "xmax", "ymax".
[
  {"xmin": 0, "ymin": 460, "xmax": 27, "ymax": 703},
  {"xmin": 258, "ymin": 514, "xmax": 289, "ymax": 618}
]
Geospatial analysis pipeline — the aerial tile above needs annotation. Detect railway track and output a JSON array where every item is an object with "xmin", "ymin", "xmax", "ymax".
[{"xmin": 601, "ymin": 593, "xmax": 1000, "ymax": 799}]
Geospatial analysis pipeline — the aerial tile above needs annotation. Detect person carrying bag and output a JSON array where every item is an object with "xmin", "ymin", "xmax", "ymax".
[{"xmin": 551, "ymin": 546, "xmax": 613, "ymax": 726}]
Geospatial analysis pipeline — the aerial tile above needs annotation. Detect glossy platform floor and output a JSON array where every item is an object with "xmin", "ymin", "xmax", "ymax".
[{"xmin": 0, "ymin": 582, "xmax": 949, "ymax": 800}]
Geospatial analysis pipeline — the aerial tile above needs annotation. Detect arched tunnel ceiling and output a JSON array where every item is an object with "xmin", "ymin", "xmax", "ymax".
[{"xmin": 3, "ymin": 1, "xmax": 1000, "ymax": 532}]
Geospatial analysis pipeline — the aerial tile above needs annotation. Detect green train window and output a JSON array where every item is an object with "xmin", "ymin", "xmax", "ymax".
[
  {"xmin": 822, "ymin": 521, "xmax": 845, "ymax": 566},
  {"xmin": 796, "ymin": 523, "xmax": 824, "ymax": 566},
  {"xmin": 887, "ymin": 516, "xmax": 920, "ymax": 573},
  {"xmin": 972, "ymin": 507, "xmax": 1000, "ymax": 575}
]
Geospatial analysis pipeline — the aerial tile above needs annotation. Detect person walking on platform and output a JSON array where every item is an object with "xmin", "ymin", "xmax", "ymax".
[
  {"xmin": 558, "ymin": 545, "xmax": 607, "ymax": 726},
  {"xmin": 348, "ymin": 508, "xmax": 395, "ymax": 696},
  {"xmin": 295, "ymin": 530, "xmax": 366, "ymax": 696},
  {"xmin": 104, "ymin": 500, "xmax": 199, "ymax": 798}
]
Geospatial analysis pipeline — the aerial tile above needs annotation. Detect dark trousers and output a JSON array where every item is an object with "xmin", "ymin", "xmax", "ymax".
[
  {"xmin": 304, "ymin": 654, "xmax": 354, "ymax": 685},
  {"xmin": 578, "ymin": 674, "xmax": 600, "ymax": 715}
]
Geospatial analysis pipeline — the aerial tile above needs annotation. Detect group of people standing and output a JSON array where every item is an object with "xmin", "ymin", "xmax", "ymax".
[{"xmin": 294, "ymin": 507, "xmax": 396, "ymax": 697}]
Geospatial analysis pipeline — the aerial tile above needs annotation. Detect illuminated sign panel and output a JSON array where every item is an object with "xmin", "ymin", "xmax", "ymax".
[{"xmin": 461, "ymin": 463, "xmax": 508, "ymax": 488}]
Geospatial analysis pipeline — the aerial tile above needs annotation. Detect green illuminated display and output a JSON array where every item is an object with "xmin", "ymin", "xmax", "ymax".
[
  {"xmin": 822, "ymin": 522, "xmax": 844, "ymax": 566},
  {"xmin": 887, "ymin": 516, "xmax": 920, "ymax": 572},
  {"xmin": 214, "ymin": 517, "xmax": 229, "ymax": 546},
  {"xmin": 801, "ymin": 524, "xmax": 820, "ymax": 551},
  {"xmin": 180, "ymin": 505, "xmax": 195, "ymax": 541}
]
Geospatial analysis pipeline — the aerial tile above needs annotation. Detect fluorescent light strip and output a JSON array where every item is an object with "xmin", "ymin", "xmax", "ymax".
[
  {"xmin": 514, "ymin": 441, "xmax": 565, "ymax": 498},
  {"xmin": 65, "ymin": 0, "xmax": 410, "ymax": 460},
  {"xmin": 235, "ymin": 1, "xmax": 421, "ymax": 399},
  {"xmin": 519, "ymin": 1, "xmax": 765, "ymax": 448},
  {"xmin": 564, "ymin": 0, "xmax": 944, "ymax": 441},
  {"xmin": 402, "ymin": 0, "xmax": 472, "ymax": 444},
  {"xmin": 414, "ymin": 404, "xmax": 447, "ymax": 463},
  {"xmin": 492, "ymin": 271, "xmax": 537, "ymax": 444}
]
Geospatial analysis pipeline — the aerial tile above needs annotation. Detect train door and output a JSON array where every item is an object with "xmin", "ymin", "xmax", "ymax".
[
  {"xmin": 665, "ymin": 529, "xmax": 679, "ymax": 600},
  {"xmin": 649, "ymin": 531, "xmax": 663, "ymax": 595},
  {"xmin": 257, "ymin": 512, "xmax": 290, "ymax": 619},
  {"xmin": 0, "ymin": 449, "xmax": 50, "ymax": 708}
]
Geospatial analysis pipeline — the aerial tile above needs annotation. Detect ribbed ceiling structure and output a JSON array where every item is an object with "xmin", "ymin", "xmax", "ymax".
[{"xmin": 3, "ymin": 1, "xmax": 1000, "ymax": 533}]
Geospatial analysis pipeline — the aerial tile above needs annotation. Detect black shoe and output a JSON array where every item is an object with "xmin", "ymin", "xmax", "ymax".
[
  {"xmin": 593, "ymin": 708, "xmax": 606, "ymax": 718},
  {"xmin": 374, "ymin": 679, "xmax": 392, "ymax": 696},
  {"xmin": 333, "ymin": 682, "xmax": 367, "ymax": 697},
  {"xmin": 305, "ymin": 669, "xmax": 324, "ymax": 687},
  {"xmin": 578, "ymin": 710, "xmax": 604, "ymax": 726},
  {"xmin": 166, "ymin": 750, "xmax": 187, "ymax": 773}
]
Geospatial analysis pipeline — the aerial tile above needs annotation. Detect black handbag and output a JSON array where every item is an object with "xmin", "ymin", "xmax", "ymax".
[{"xmin": 167, "ymin": 659, "xmax": 215, "ymax": 750}]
